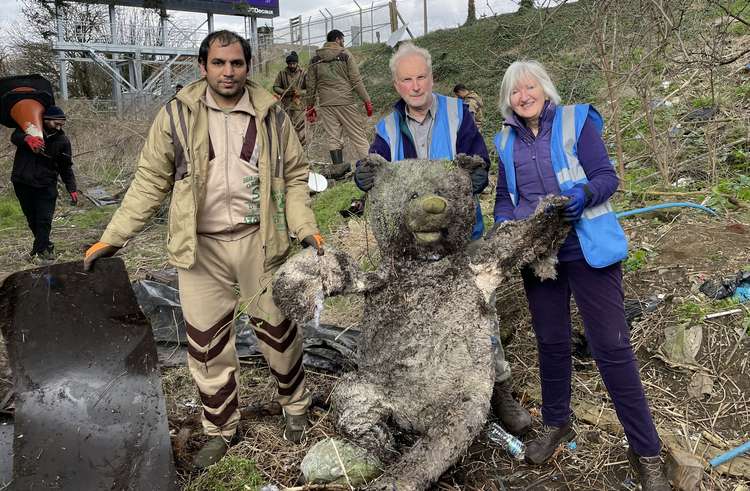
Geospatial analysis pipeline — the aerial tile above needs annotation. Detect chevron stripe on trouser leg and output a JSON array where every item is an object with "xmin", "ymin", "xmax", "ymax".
[
  {"xmin": 236, "ymin": 235, "xmax": 311, "ymax": 416},
  {"xmin": 178, "ymin": 233, "xmax": 249, "ymax": 438},
  {"xmin": 249, "ymin": 317, "xmax": 308, "ymax": 415}
]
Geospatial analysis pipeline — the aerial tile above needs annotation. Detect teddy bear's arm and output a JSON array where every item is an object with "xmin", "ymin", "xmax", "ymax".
[
  {"xmin": 469, "ymin": 195, "xmax": 570, "ymax": 294},
  {"xmin": 272, "ymin": 247, "xmax": 387, "ymax": 324}
]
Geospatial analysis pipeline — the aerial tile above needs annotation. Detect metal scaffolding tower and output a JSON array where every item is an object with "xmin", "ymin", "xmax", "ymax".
[{"xmin": 52, "ymin": 0, "xmax": 279, "ymax": 116}]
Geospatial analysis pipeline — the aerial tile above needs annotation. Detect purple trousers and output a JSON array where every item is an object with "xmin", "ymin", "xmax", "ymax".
[{"xmin": 522, "ymin": 260, "xmax": 661, "ymax": 457}]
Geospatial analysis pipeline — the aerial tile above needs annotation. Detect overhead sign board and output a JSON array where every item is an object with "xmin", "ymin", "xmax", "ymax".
[{"xmin": 77, "ymin": 1, "xmax": 279, "ymax": 18}]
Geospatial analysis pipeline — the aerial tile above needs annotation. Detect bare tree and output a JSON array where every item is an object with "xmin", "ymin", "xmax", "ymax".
[{"xmin": 466, "ymin": 0, "xmax": 477, "ymax": 25}]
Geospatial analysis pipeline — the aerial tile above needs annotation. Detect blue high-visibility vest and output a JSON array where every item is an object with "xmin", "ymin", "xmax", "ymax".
[
  {"xmin": 494, "ymin": 104, "xmax": 628, "ymax": 268},
  {"xmin": 376, "ymin": 93, "xmax": 485, "ymax": 240}
]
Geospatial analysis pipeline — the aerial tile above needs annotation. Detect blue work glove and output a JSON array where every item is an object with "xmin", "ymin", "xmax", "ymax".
[
  {"xmin": 354, "ymin": 160, "xmax": 376, "ymax": 192},
  {"xmin": 560, "ymin": 185, "xmax": 591, "ymax": 222},
  {"xmin": 471, "ymin": 167, "xmax": 489, "ymax": 195},
  {"xmin": 485, "ymin": 216, "xmax": 512, "ymax": 240}
]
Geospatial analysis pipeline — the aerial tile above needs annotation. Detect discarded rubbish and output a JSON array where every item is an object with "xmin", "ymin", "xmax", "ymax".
[
  {"xmin": 133, "ymin": 278, "xmax": 359, "ymax": 372},
  {"xmin": 339, "ymin": 198, "xmax": 365, "ymax": 218},
  {"xmin": 687, "ymin": 372, "xmax": 714, "ymax": 400},
  {"xmin": 699, "ymin": 270, "xmax": 750, "ymax": 300},
  {"xmin": 301, "ymin": 438, "xmax": 382, "ymax": 486},
  {"xmin": 0, "ymin": 259, "xmax": 177, "ymax": 489},
  {"xmin": 684, "ymin": 106, "xmax": 718, "ymax": 122},
  {"xmin": 705, "ymin": 308, "xmax": 743, "ymax": 320},
  {"xmin": 308, "ymin": 171, "xmax": 328, "ymax": 193},
  {"xmin": 666, "ymin": 446, "xmax": 704, "ymax": 491},
  {"xmin": 568, "ymin": 441, "xmax": 578, "ymax": 451},
  {"xmin": 656, "ymin": 323, "xmax": 703, "ymax": 369},
  {"xmin": 83, "ymin": 185, "xmax": 120, "ymax": 207},
  {"xmin": 625, "ymin": 295, "xmax": 667, "ymax": 323},
  {"xmin": 710, "ymin": 440, "xmax": 750, "ymax": 469},
  {"xmin": 486, "ymin": 422, "xmax": 525, "ymax": 460}
]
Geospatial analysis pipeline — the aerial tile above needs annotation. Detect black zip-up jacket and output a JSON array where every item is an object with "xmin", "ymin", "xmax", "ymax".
[{"xmin": 11, "ymin": 128, "xmax": 77, "ymax": 192}]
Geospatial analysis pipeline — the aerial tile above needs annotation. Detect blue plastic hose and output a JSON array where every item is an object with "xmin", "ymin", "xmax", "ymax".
[
  {"xmin": 709, "ymin": 440, "xmax": 750, "ymax": 468},
  {"xmin": 616, "ymin": 202, "xmax": 718, "ymax": 218}
]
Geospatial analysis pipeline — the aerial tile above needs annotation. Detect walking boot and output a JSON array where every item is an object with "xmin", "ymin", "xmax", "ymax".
[
  {"xmin": 627, "ymin": 448, "xmax": 671, "ymax": 491},
  {"xmin": 192, "ymin": 434, "xmax": 237, "ymax": 470},
  {"xmin": 491, "ymin": 380, "xmax": 532, "ymax": 436},
  {"xmin": 524, "ymin": 421, "xmax": 575, "ymax": 465},
  {"xmin": 283, "ymin": 409, "xmax": 308, "ymax": 444},
  {"xmin": 322, "ymin": 149, "xmax": 350, "ymax": 180}
]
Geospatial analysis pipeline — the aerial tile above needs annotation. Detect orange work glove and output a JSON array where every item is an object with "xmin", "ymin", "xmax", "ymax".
[
  {"xmin": 301, "ymin": 234, "xmax": 325, "ymax": 256},
  {"xmin": 83, "ymin": 241, "xmax": 121, "ymax": 272}
]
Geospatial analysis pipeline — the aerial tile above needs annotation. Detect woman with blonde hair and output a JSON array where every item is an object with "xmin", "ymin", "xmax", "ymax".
[{"xmin": 491, "ymin": 60, "xmax": 670, "ymax": 491}]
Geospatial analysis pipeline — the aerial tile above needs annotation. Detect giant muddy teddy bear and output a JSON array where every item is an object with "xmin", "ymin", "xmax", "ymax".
[{"xmin": 273, "ymin": 154, "xmax": 570, "ymax": 490}]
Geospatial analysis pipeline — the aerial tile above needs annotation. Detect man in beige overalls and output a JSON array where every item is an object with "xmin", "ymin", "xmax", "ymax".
[
  {"xmin": 305, "ymin": 29, "xmax": 373, "ymax": 179},
  {"xmin": 83, "ymin": 30, "xmax": 323, "ymax": 469}
]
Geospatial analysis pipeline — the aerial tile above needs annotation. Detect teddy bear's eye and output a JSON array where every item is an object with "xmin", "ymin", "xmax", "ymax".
[{"xmin": 410, "ymin": 192, "xmax": 419, "ymax": 200}]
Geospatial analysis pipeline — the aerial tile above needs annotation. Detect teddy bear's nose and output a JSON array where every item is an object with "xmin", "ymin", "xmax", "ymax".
[{"xmin": 421, "ymin": 196, "xmax": 447, "ymax": 215}]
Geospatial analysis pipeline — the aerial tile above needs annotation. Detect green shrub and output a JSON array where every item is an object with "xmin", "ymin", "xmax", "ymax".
[
  {"xmin": 186, "ymin": 455, "xmax": 263, "ymax": 491},
  {"xmin": 311, "ymin": 182, "xmax": 365, "ymax": 236},
  {"xmin": 624, "ymin": 248, "xmax": 649, "ymax": 272},
  {"xmin": 0, "ymin": 194, "xmax": 25, "ymax": 229}
]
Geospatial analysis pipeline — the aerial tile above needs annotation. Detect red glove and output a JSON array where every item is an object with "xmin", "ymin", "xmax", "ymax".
[
  {"xmin": 364, "ymin": 100, "xmax": 374, "ymax": 117},
  {"xmin": 24, "ymin": 135, "xmax": 45, "ymax": 153},
  {"xmin": 70, "ymin": 191, "xmax": 79, "ymax": 206},
  {"xmin": 305, "ymin": 106, "xmax": 317, "ymax": 123}
]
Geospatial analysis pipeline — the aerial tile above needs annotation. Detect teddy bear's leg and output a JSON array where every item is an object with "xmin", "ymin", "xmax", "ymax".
[
  {"xmin": 365, "ymin": 387, "xmax": 492, "ymax": 491},
  {"xmin": 332, "ymin": 377, "xmax": 396, "ymax": 458}
]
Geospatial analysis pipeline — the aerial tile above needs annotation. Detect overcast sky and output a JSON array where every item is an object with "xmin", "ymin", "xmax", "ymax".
[{"xmin": 0, "ymin": 0, "xmax": 523, "ymax": 38}]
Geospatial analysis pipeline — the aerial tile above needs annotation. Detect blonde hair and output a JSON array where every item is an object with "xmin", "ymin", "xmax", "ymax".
[
  {"xmin": 498, "ymin": 60, "xmax": 561, "ymax": 119},
  {"xmin": 389, "ymin": 42, "xmax": 432, "ymax": 80}
]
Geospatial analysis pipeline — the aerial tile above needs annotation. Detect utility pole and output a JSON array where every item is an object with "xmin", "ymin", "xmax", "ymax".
[{"xmin": 423, "ymin": 0, "xmax": 427, "ymax": 36}]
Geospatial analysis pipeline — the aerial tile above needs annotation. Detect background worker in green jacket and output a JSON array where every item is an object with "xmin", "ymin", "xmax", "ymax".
[
  {"xmin": 305, "ymin": 29, "xmax": 374, "ymax": 180},
  {"xmin": 83, "ymin": 30, "xmax": 324, "ymax": 469},
  {"xmin": 273, "ymin": 51, "xmax": 307, "ymax": 145}
]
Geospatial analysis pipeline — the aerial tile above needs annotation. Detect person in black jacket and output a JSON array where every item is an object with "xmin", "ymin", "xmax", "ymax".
[{"xmin": 11, "ymin": 105, "xmax": 78, "ymax": 259}]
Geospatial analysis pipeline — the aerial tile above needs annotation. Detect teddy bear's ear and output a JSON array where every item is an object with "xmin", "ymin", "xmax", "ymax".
[
  {"xmin": 454, "ymin": 153, "xmax": 485, "ymax": 174},
  {"xmin": 360, "ymin": 153, "xmax": 389, "ymax": 170}
]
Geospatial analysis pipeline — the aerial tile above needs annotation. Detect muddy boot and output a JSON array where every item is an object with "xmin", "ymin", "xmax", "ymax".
[
  {"xmin": 524, "ymin": 422, "xmax": 575, "ymax": 465},
  {"xmin": 192, "ymin": 435, "xmax": 235, "ymax": 470},
  {"xmin": 322, "ymin": 149, "xmax": 350, "ymax": 180},
  {"xmin": 627, "ymin": 448, "xmax": 671, "ymax": 491},
  {"xmin": 283, "ymin": 409, "xmax": 308, "ymax": 444},
  {"xmin": 491, "ymin": 380, "xmax": 531, "ymax": 436}
]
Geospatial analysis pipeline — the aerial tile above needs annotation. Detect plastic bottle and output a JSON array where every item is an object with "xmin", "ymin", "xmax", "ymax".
[{"xmin": 486, "ymin": 422, "xmax": 525, "ymax": 460}]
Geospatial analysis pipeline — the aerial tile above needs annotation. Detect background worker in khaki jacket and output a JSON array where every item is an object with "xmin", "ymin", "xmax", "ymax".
[
  {"xmin": 453, "ymin": 83, "xmax": 484, "ymax": 132},
  {"xmin": 273, "ymin": 51, "xmax": 307, "ymax": 145},
  {"xmin": 83, "ymin": 30, "xmax": 324, "ymax": 469},
  {"xmin": 305, "ymin": 29, "xmax": 373, "ymax": 180}
]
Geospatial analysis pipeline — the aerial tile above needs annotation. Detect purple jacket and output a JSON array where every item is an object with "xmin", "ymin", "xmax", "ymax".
[
  {"xmin": 368, "ymin": 98, "xmax": 490, "ymax": 167},
  {"xmin": 493, "ymin": 101, "xmax": 619, "ymax": 261}
]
